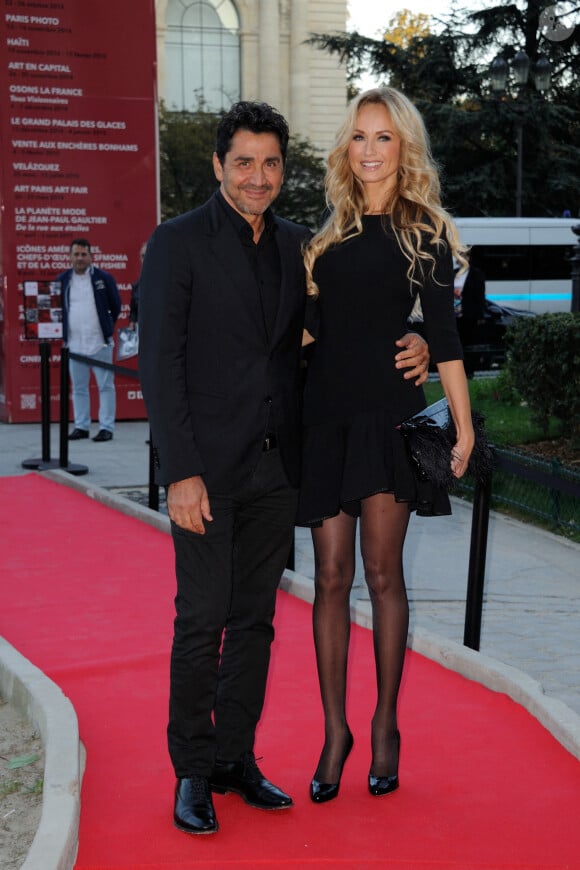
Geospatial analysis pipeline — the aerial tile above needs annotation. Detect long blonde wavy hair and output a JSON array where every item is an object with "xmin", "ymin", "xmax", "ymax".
[{"xmin": 304, "ymin": 87, "xmax": 467, "ymax": 298}]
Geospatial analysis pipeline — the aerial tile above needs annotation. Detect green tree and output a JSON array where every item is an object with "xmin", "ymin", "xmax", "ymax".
[
  {"xmin": 275, "ymin": 137, "xmax": 326, "ymax": 227},
  {"xmin": 159, "ymin": 104, "xmax": 325, "ymax": 227},
  {"xmin": 310, "ymin": 0, "xmax": 580, "ymax": 217},
  {"xmin": 159, "ymin": 103, "xmax": 218, "ymax": 221}
]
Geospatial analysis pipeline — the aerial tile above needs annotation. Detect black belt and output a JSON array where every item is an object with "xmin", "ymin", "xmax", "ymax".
[{"xmin": 262, "ymin": 433, "xmax": 277, "ymax": 451}]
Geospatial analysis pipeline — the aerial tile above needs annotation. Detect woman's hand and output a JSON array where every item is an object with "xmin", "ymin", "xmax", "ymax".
[
  {"xmin": 436, "ymin": 359, "xmax": 475, "ymax": 479},
  {"xmin": 451, "ymin": 429, "xmax": 475, "ymax": 478}
]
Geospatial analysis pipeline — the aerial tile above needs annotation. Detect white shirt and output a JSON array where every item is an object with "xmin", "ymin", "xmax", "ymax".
[{"xmin": 68, "ymin": 269, "xmax": 106, "ymax": 355}]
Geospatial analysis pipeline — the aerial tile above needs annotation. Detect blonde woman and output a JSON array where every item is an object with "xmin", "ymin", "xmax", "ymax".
[{"xmin": 298, "ymin": 88, "xmax": 474, "ymax": 803}]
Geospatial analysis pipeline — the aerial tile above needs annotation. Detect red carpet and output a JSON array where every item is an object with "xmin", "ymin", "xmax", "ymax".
[{"xmin": 1, "ymin": 473, "xmax": 579, "ymax": 869}]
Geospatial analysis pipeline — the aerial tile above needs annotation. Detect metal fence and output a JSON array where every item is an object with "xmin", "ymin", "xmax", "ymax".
[{"xmin": 457, "ymin": 447, "xmax": 580, "ymax": 535}]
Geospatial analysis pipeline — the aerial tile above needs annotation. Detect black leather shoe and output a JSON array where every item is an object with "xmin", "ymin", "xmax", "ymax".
[
  {"xmin": 210, "ymin": 752, "xmax": 292, "ymax": 810},
  {"xmin": 92, "ymin": 429, "xmax": 113, "ymax": 442},
  {"xmin": 68, "ymin": 428, "xmax": 89, "ymax": 440},
  {"xmin": 174, "ymin": 776, "xmax": 218, "ymax": 834},
  {"xmin": 310, "ymin": 731, "xmax": 354, "ymax": 804}
]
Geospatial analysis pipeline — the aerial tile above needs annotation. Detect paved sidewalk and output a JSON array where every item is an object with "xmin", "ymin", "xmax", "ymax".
[{"xmin": 2, "ymin": 419, "xmax": 579, "ymax": 720}]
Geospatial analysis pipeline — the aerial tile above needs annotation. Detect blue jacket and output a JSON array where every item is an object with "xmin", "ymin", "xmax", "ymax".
[{"xmin": 58, "ymin": 265, "xmax": 121, "ymax": 344}]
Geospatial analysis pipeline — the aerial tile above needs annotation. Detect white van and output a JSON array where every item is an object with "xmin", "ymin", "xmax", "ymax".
[{"xmin": 454, "ymin": 217, "xmax": 577, "ymax": 314}]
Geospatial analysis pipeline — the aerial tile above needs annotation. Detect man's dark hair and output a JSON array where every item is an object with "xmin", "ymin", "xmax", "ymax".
[
  {"xmin": 70, "ymin": 238, "xmax": 91, "ymax": 252},
  {"xmin": 215, "ymin": 101, "xmax": 289, "ymax": 166}
]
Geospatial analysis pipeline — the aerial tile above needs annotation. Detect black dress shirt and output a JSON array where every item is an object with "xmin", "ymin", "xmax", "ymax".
[{"xmin": 216, "ymin": 189, "xmax": 281, "ymax": 341}]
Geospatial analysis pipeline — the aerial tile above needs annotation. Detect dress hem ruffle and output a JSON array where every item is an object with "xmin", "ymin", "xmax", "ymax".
[{"xmin": 297, "ymin": 407, "xmax": 452, "ymax": 526}]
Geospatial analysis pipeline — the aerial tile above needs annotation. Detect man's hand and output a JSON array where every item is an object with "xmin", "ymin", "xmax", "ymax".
[
  {"xmin": 395, "ymin": 332, "xmax": 430, "ymax": 386},
  {"xmin": 167, "ymin": 476, "xmax": 213, "ymax": 534}
]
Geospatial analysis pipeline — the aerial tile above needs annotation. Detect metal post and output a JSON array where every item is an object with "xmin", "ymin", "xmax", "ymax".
[
  {"xmin": 515, "ymin": 119, "xmax": 523, "ymax": 217},
  {"xmin": 22, "ymin": 341, "xmax": 59, "ymax": 470},
  {"xmin": 286, "ymin": 534, "xmax": 295, "ymax": 571},
  {"xmin": 571, "ymin": 225, "xmax": 580, "ymax": 314},
  {"xmin": 40, "ymin": 340, "xmax": 51, "ymax": 462},
  {"xmin": 42, "ymin": 345, "xmax": 88, "ymax": 476},
  {"xmin": 463, "ymin": 475, "xmax": 492, "ymax": 651},
  {"xmin": 59, "ymin": 345, "xmax": 70, "ymax": 469},
  {"xmin": 550, "ymin": 457, "xmax": 562, "ymax": 529}
]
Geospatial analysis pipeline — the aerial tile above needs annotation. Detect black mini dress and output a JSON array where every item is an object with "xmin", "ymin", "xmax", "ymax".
[{"xmin": 297, "ymin": 215, "xmax": 463, "ymax": 526}]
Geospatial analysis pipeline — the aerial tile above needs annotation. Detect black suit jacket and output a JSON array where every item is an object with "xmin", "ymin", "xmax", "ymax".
[{"xmin": 138, "ymin": 192, "xmax": 310, "ymax": 491}]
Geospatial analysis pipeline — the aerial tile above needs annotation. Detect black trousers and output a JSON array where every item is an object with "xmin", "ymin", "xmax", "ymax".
[{"xmin": 168, "ymin": 448, "xmax": 298, "ymax": 778}]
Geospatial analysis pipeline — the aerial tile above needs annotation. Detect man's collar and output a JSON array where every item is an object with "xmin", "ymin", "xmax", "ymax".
[{"xmin": 215, "ymin": 189, "xmax": 276, "ymax": 239}]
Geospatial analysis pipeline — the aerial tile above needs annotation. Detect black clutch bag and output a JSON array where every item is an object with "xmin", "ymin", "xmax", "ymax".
[{"xmin": 398, "ymin": 397, "xmax": 494, "ymax": 489}]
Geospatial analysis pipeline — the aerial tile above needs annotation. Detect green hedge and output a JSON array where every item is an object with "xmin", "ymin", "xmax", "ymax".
[{"xmin": 504, "ymin": 312, "xmax": 580, "ymax": 441}]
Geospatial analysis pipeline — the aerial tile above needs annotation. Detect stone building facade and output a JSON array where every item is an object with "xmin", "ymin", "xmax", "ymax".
[{"xmin": 154, "ymin": 0, "xmax": 348, "ymax": 156}]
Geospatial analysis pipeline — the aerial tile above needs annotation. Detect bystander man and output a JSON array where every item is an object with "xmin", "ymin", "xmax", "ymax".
[{"xmin": 57, "ymin": 238, "xmax": 121, "ymax": 442}]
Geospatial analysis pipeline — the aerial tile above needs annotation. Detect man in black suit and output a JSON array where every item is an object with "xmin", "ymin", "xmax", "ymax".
[{"xmin": 139, "ymin": 102, "xmax": 429, "ymax": 835}]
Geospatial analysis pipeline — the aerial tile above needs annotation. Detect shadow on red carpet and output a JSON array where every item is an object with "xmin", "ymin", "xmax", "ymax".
[{"xmin": 1, "ymin": 474, "xmax": 579, "ymax": 869}]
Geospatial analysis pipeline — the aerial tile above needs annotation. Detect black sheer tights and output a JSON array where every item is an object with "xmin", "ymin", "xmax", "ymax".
[{"xmin": 311, "ymin": 493, "xmax": 410, "ymax": 782}]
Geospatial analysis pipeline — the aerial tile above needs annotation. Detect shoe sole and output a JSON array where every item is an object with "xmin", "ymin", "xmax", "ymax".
[
  {"xmin": 211, "ymin": 785, "xmax": 293, "ymax": 810},
  {"xmin": 310, "ymin": 790, "xmax": 339, "ymax": 804},
  {"xmin": 174, "ymin": 820, "xmax": 219, "ymax": 834},
  {"xmin": 368, "ymin": 780, "xmax": 399, "ymax": 797}
]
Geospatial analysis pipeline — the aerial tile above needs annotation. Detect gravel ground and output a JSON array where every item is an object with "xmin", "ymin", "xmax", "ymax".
[{"xmin": 0, "ymin": 696, "xmax": 44, "ymax": 870}]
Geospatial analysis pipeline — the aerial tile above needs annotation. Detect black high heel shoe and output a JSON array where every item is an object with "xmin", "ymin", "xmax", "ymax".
[
  {"xmin": 368, "ymin": 730, "xmax": 400, "ymax": 797},
  {"xmin": 368, "ymin": 771, "xmax": 399, "ymax": 796},
  {"xmin": 310, "ymin": 731, "xmax": 354, "ymax": 804}
]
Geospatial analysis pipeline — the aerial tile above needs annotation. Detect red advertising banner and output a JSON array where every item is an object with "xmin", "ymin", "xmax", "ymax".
[{"xmin": 0, "ymin": 0, "xmax": 158, "ymax": 422}]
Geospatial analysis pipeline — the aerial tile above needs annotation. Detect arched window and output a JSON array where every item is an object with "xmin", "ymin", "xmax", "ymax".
[{"xmin": 165, "ymin": 0, "xmax": 240, "ymax": 112}]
